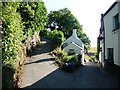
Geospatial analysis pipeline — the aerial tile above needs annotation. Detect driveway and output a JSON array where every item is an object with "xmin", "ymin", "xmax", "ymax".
[{"xmin": 20, "ymin": 39, "xmax": 120, "ymax": 88}]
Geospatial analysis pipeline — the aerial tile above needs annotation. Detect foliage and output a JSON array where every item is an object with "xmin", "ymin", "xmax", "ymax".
[
  {"xmin": 2, "ymin": 2, "xmax": 23, "ymax": 65},
  {"xmin": 0, "ymin": 2, "xmax": 2, "ymax": 18},
  {"xmin": 32, "ymin": 2, "xmax": 48, "ymax": 34},
  {"xmin": 53, "ymin": 50, "xmax": 71, "ymax": 66},
  {"xmin": 84, "ymin": 47, "xmax": 98, "ymax": 63},
  {"xmin": 52, "ymin": 49, "xmax": 82, "ymax": 72},
  {"xmin": 2, "ymin": 63, "xmax": 16, "ymax": 88},
  {"xmin": 95, "ymin": 52, "xmax": 99, "ymax": 60},
  {"xmin": 78, "ymin": 32, "xmax": 91, "ymax": 53},
  {"xmin": 52, "ymin": 49, "xmax": 67, "ymax": 57},
  {"xmin": 46, "ymin": 8, "xmax": 81, "ymax": 38},
  {"xmin": 2, "ymin": 2, "xmax": 23, "ymax": 88},
  {"xmin": 2, "ymin": 1, "xmax": 48, "ymax": 88},
  {"xmin": 51, "ymin": 29, "xmax": 64, "ymax": 48},
  {"xmin": 77, "ymin": 54, "xmax": 82, "ymax": 61},
  {"xmin": 41, "ymin": 29, "xmax": 65, "ymax": 48},
  {"xmin": 46, "ymin": 8, "xmax": 91, "ymax": 52},
  {"xmin": 39, "ymin": 29, "xmax": 50, "ymax": 38},
  {"xmin": 68, "ymin": 51, "xmax": 76, "ymax": 55},
  {"xmin": 89, "ymin": 47, "xmax": 97, "ymax": 52},
  {"xmin": 84, "ymin": 54, "xmax": 91, "ymax": 61},
  {"xmin": 17, "ymin": 1, "xmax": 47, "ymax": 45}
]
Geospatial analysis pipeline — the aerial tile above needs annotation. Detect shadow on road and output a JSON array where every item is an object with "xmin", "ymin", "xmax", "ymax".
[
  {"xmin": 23, "ymin": 65, "xmax": 119, "ymax": 88},
  {"xmin": 25, "ymin": 58, "xmax": 55, "ymax": 65},
  {"xmin": 21, "ymin": 38, "xmax": 120, "ymax": 88},
  {"xmin": 31, "ymin": 38, "xmax": 53, "ymax": 56}
]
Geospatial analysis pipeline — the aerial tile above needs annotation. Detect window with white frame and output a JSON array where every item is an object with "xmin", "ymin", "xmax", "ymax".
[{"xmin": 113, "ymin": 14, "xmax": 119, "ymax": 30}]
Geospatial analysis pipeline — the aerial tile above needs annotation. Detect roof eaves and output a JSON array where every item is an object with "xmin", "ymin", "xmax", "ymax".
[
  {"xmin": 64, "ymin": 42, "xmax": 83, "ymax": 50},
  {"xmin": 72, "ymin": 42, "xmax": 83, "ymax": 49},
  {"xmin": 103, "ymin": 2, "xmax": 118, "ymax": 17}
]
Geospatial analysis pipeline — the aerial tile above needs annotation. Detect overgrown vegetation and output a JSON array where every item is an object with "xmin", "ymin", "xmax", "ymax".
[
  {"xmin": 17, "ymin": 2, "xmax": 47, "ymax": 55},
  {"xmin": 2, "ymin": 1, "xmax": 47, "ymax": 88},
  {"xmin": 2, "ymin": 2, "xmax": 23, "ymax": 88},
  {"xmin": 40, "ymin": 29, "xmax": 64, "ymax": 49},
  {"xmin": 84, "ymin": 47, "xmax": 98, "ymax": 63},
  {"xmin": 2, "ymin": 1, "xmax": 91, "ymax": 88},
  {"xmin": 51, "ymin": 49, "xmax": 82, "ymax": 72}
]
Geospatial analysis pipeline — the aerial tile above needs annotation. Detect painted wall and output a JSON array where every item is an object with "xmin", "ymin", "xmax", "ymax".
[
  {"xmin": 104, "ymin": 2, "xmax": 120, "ymax": 66},
  {"xmin": 64, "ymin": 43, "xmax": 82, "ymax": 54},
  {"xmin": 64, "ymin": 42, "xmax": 84, "ymax": 65},
  {"xmin": 63, "ymin": 29, "xmax": 84, "ymax": 65},
  {"xmin": 64, "ymin": 36, "xmax": 83, "ymax": 48},
  {"xmin": 99, "ymin": 32, "xmax": 105, "ymax": 66},
  {"xmin": 118, "ymin": 2, "xmax": 120, "ymax": 66},
  {"xmin": 118, "ymin": 28, "xmax": 120, "ymax": 66}
]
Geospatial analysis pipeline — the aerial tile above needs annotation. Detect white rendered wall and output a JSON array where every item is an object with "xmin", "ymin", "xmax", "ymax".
[
  {"xmin": 64, "ymin": 36, "xmax": 83, "ymax": 48},
  {"xmin": 64, "ymin": 43, "xmax": 82, "ymax": 54},
  {"xmin": 104, "ymin": 3, "xmax": 120, "ymax": 66}
]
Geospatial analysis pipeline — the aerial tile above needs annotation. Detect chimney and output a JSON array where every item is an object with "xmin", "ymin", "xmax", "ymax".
[{"xmin": 72, "ymin": 29, "xmax": 77, "ymax": 38}]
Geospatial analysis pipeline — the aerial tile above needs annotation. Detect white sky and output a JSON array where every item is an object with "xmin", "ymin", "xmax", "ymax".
[{"xmin": 43, "ymin": 0, "xmax": 116, "ymax": 47}]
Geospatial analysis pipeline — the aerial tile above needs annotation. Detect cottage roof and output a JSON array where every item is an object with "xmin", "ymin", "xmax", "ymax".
[
  {"xmin": 64, "ymin": 29, "xmax": 83, "ymax": 48},
  {"xmin": 64, "ymin": 42, "xmax": 83, "ymax": 50}
]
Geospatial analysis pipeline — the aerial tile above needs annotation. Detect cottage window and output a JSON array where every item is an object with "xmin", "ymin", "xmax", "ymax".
[
  {"xmin": 69, "ymin": 49, "xmax": 74, "ymax": 52},
  {"xmin": 113, "ymin": 14, "xmax": 119, "ymax": 30},
  {"xmin": 68, "ymin": 49, "xmax": 75, "ymax": 55}
]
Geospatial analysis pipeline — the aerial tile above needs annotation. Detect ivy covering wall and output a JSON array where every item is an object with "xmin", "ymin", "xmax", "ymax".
[{"xmin": 2, "ymin": 1, "xmax": 47, "ymax": 88}]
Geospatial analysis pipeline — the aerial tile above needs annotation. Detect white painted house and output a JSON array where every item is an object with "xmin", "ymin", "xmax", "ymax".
[
  {"xmin": 98, "ymin": 0, "xmax": 120, "ymax": 68},
  {"xmin": 63, "ymin": 29, "xmax": 84, "ymax": 65}
]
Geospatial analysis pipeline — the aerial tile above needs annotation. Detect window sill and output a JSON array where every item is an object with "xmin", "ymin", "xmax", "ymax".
[{"xmin": 112, "ymin": 27, "xmax": 119, "ymax": 32}]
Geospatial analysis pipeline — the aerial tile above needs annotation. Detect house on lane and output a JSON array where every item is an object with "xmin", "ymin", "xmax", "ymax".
[
  {"xmin": 63, "ymin": 29, "xmax": 84, "ymax": 65},
  {"xmin": 98, "ymin": 0, "xmax": 120, "ymax": 69}
]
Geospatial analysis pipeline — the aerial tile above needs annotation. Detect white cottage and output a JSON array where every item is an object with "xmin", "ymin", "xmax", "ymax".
[{"xmin": 63, "ymin": 29, "xmax": 84, "ymax": 65}]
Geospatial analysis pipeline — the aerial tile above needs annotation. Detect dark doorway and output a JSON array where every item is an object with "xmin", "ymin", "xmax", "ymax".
[{"xmin": 107, "ymin": 48, "xmax": 114, "ymax": 64}]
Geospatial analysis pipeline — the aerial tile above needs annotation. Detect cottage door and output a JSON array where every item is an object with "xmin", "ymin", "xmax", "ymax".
[{"xmin": 107, "ymin": 48, "xmax": 114, "ymax": 64}]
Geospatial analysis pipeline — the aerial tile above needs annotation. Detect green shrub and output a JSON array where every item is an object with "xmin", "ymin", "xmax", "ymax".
[
  {"xmin": 2, "ymin": 1, "xmax": 48, "ymax": 88},
  {"xmin": 42, "ymin": 29, "xmax": 65, "ymax": 48},
  {"xmin": 2, "ymin": 63, "xmax": 16, "ymax": 88},
  {"xmin": 68, "ymin": 51, "xmax": 76, "ymax": 55},
  {"xmin": 2, "ymin": 2, "xmax": 24, "ymax": 88},
  {"xmin": 40, "ymin": 30, "xmax": 50, "ymax": 38},
  {"xmin": 66, "ymin": 56, "xmax": 75, "ymax": 63},
  {"xmin": 52, "ymin": 29, "xmax": 64, "ymax": 47},
  {"xmin": 53, "ymin": 50, "xmax": 82, "ymax": 71},
  {"xmin": 77, "ymin": 54, "xmax": 82, "ymax": 60}
]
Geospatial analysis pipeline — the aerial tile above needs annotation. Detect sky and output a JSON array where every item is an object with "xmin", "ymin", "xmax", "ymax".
[{"xmin": 42, "ymin": 0, "xmax": 116, "ymax": 47}]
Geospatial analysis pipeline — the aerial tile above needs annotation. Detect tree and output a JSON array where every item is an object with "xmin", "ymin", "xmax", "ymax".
[
  {"xmin": 17, "ymin": 2, "xmax": 35, "ymax": 41},
  {"xmin": 46, "ymin": 8, "xmax": 81, "ymax": 38},
  {"xmin": 78, "ymin": 32, "xmax": 91, "ymax": 53},
  {"xmin": 46, "ymin": 8, "xmax": 91, "ymax": 52},
  {"xmin": 2, "ymin": 1, "xmax": 48, "ymax": 87},
  {"xmin": 52, "ymin": 29, "xmax": 64, "ymax": 48},
  {"xmin": 41, "ymin": 29, "xmax": 65, "ymax": 48},
  {"xmin": 17, "ymin": 1, "xmax": 47, "ymax": 41},
  {"xmin": 32, "ymin": 2, "xmax": 48, "ymax": 34},
  {"xmin": 17, "ymin": 1, "xmax": 47, "ymax": 52},
  {"xmin": 2, "ymin": 2, "xmax": 23, "ymax": 65}
]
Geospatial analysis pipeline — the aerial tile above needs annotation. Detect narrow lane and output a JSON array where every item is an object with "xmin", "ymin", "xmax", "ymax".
[
  {"xmin": 20, "ymin": 39, "xmax": 58, "ymax": 88},
  {"xmin": 24, "ymin": 62, "xmax": 119, "ymax": 88},
  {"xmin": 20, "ymin": 39, "xmax": 119, "ymax": 88}
]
